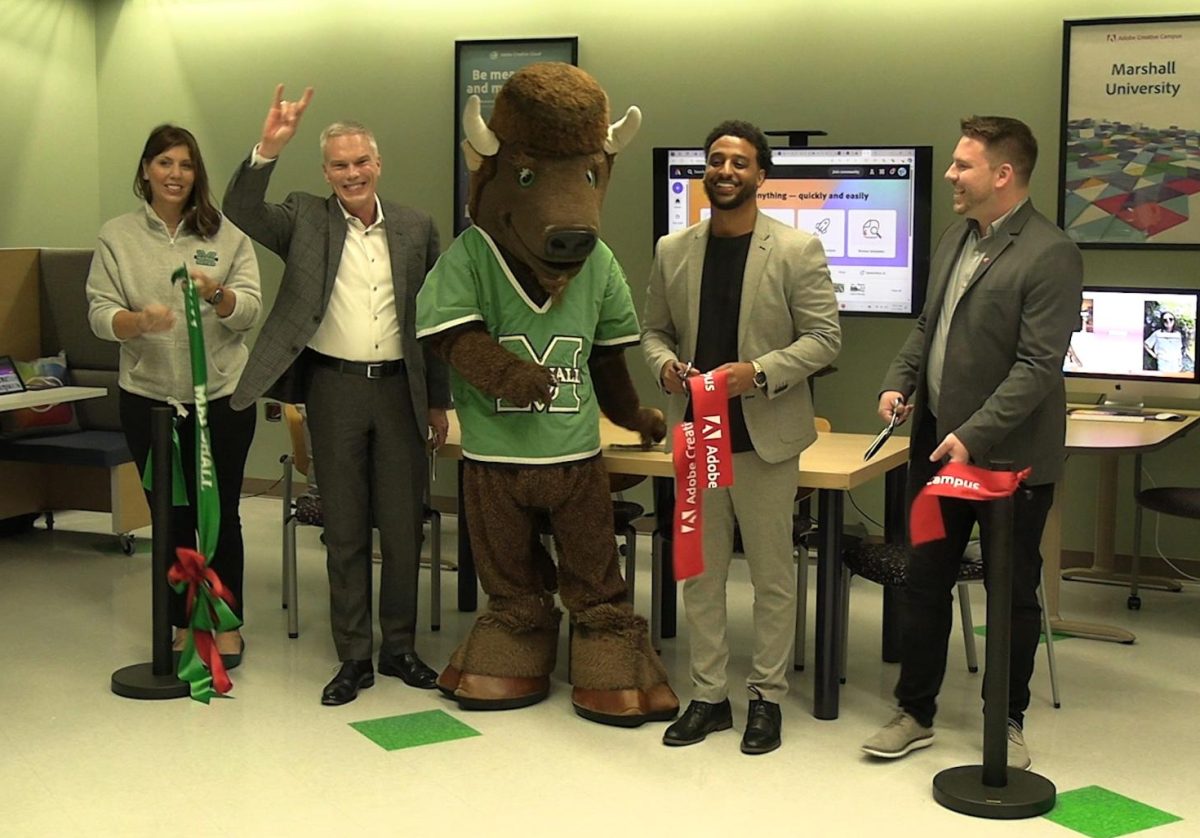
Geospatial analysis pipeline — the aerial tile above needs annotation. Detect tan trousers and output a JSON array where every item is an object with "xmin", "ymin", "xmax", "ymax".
[{"xmin": 682, "ymin": 450, "xmax": 798, "ymax": 704}]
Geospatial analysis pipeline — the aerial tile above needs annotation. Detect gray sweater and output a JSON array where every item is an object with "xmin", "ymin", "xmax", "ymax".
[{"xmin": 87, "ymin": 203, "xmax": 262, "ymax": 402}]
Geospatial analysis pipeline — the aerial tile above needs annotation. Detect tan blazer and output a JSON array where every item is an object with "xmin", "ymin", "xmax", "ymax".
[{"xmin": 641, "ymin": 212, "xmax": 841, "ymax": 464}]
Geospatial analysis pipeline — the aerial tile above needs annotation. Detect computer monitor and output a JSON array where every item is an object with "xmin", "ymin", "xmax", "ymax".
[
  {"xmin": 652, "ymin": 145, "xmax": 933, "ymax": 316},
  {"xmin": 1064, "ymin": 286, "xmax": 1200, "ymax": 405}
]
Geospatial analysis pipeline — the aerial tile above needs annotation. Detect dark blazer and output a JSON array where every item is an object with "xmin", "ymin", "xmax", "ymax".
[
  {"xmin": 222, "ymin": 157, "xmax": 449, "ymax": 431},
  {"xmin": 882, "ymin": 201, "xmax": 1082, "ymax": 485},
  {"xmin": 642, "ymin": 212, "xmax": 841, "ymax": 464}
]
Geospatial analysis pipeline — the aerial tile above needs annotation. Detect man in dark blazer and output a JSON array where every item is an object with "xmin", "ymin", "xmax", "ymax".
[
  {"xmin": 643, "ymin": 120, "xmax": 841, "ymax": 754},
  {"xmin": 862, "ymin": 116, "xmax": 1082, "ymax": 769},
  {"xmin": 225, "ymin": 85, "xmax": 450, "ymax": 705}
]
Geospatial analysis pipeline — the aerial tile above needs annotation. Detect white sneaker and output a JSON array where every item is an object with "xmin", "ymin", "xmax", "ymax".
[
  {"xmin": 1007, "ymin": 720, "xmax": 1031, "ymax": 770},
  {"xmin": 862, "ymin": 711, "xmax": 935, "ymax": 759}
]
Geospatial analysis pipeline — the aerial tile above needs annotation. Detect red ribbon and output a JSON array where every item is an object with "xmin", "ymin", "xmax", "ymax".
[
  {"xmin": 168, "ymin": 547, "xmax": 236, "ymax": 695},
  {"xmin": 909, "ymin": 462, "xmax": 1032, "ymax": 546},
  {"xmin": 672, "ymin": 370, "xmax": 735, "ymax": 580}
]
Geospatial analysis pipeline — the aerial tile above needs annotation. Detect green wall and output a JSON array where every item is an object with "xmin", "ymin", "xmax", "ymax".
[{"xmin": 2, "ymin": 0, "xmax": 1197, "ymax": 560}]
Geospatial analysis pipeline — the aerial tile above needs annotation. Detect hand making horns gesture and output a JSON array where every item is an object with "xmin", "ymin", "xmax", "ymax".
[{"xmin": 258, "ymin": 84, "xmax": 314, "ymax": 159}]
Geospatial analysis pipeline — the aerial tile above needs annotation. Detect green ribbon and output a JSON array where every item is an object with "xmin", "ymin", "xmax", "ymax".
[{"xmin": 165, "ymin": 265, "xmax": 241, "ymax": 702}]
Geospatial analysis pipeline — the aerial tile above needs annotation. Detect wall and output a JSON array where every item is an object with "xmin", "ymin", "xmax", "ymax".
[
  {"xmin": 0, "ymin": 0, "xmax": 100, "ymax": 248},
  {"xmin": 2, "ymin": 0, "xmax": 1197, "ymax": 559}
]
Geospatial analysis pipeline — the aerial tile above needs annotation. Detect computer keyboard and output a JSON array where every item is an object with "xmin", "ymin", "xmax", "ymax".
[{"xmin": 1069, "ymin": 411, "xmax": 1145, "ymax": 422}]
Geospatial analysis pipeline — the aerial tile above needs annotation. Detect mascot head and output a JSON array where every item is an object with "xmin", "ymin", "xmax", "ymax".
[{"xmin": 461, "ymin": 62, "xmax": 640, "ymax": 297}]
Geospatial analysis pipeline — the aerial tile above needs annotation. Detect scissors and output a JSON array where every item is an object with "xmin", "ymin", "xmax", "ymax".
[{"xmin": 864, "ymin": 399, "xmax": 903, "ymax": 461}]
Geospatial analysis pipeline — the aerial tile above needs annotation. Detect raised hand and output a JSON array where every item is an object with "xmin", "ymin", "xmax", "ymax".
[{"xmin": 259, "ymin": 84, "xmax": 314, "ymax": 159}]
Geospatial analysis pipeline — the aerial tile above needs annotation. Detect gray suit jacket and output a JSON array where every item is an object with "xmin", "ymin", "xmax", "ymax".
[
  {"xmin": 223, "ymin": 157, "xmax": 449, "ymax": 432},
  {"xmin": 642, "ymin": 212, "xmax": 841, "ymax": 464},
  {"xmin": 882, "ymin": 201, "xmax": 1082, "ymax": 485}
]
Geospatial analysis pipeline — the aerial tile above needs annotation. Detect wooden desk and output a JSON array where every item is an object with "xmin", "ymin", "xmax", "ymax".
[
  {"xmin": 1040, "ymin": 411, "xmax": 1200, "ymax": 643},
  {"xmin": 440, "ymin": 412, "xmax": 910, "ymax": 720},
  {"xmin": 0, "ymin": 386, "xmax": 107, "ymax": 412}
]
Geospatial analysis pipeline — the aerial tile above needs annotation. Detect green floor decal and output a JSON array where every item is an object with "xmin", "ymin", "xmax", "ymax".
[
  {"xmin": 350, "ymin": 709, "xmax": 481, "ymax": 751},
  {"xmin": 1045, "ymin": 785, "xmax": 1182, "ymax": 838},
  {"xmin": 974, "ymin": 625, "xmax": 1072, "ymax": 643}
]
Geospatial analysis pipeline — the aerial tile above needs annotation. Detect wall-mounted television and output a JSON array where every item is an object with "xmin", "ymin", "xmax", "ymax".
[
  {"xmin": 1064, "ymin": 286, "xmax": 1199, "ymax": 405},
  {"xmin": 652, "ymin": 145, "xmax": 933, "ymax": 317}
]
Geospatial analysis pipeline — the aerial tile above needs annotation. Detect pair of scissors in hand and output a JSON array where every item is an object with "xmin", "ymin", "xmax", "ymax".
[{"xmin": 864, "ymin": 399, "xmax": 903, "ymax": 461}]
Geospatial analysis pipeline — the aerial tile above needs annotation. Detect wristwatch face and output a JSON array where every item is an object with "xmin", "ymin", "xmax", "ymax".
[{"xmin": 208, "ymin": 287, "xmax": 224, "ymax": 306}]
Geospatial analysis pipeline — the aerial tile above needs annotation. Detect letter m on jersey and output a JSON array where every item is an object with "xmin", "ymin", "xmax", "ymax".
[{"xmin": 497, "ymin": 334, "xmax": 585, "ymax": 413}]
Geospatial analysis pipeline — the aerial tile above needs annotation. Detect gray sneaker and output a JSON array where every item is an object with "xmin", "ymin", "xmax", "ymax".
[
  {"xmin": 1007, "ymin": 720, "xmax": 1031, "ymax": 770},
  {"xmin": 862, "ymin": 711, "xmax": 935, "ymax": 759}
]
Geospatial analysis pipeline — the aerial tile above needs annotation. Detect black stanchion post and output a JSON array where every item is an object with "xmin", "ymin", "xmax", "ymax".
[
  {"xmin": 932, "ymin": 461, "xmax": 1055, "ymax": 818},
  {"xmin": 111, "ymin": 405, "xmax": 189, "ymax": 699}
]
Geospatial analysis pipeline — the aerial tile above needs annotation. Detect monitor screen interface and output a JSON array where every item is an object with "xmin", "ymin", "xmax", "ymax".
[
  {"xmin": 0, "ymin": 355, "xmax": 26, "ymax": 395},
  {"xmin": 1064, "ymin": 287, "xmax": 1199, "ymax": 402},
  {"xmin": 653, "ymin": 146, "xmax": 932, "ymax": 316}
]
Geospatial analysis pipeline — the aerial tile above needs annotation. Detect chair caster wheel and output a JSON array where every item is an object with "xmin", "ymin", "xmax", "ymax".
[
  {"xmin": 119, "ymin": 534, "xmax": 136, "ymax": 555},
  {"xmin": 1127, "ymin": 595, "xmax": 1141, "ymax": 610}
]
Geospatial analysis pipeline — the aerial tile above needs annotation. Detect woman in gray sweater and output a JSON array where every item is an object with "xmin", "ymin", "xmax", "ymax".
[{"xmin": 87, "ymin": 124, "xmax": 261, "ymax": 667}]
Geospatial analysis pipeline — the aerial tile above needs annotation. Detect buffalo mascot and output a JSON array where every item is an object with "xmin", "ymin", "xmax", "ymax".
[{"xmin": 415, "ymin": 62, "xmax": 678, "ymax": 726}]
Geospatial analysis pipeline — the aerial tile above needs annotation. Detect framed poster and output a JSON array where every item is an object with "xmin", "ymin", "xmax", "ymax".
[
  {"xmin": 1059, "ymin": 15, "xmax": 1200, "ymax": 249},
  {"xmin": 453, "ymin": 37, "xmax": 578, "ymax": 236}
]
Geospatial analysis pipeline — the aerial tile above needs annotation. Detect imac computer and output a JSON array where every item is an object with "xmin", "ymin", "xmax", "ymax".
[
  {"xmin": 1064, "ymin": 286, "xmax": 1200, "ymax": 408},
  {"xmin": 652, "ymin": 145, "xmax": 933, "ymax": 317}
]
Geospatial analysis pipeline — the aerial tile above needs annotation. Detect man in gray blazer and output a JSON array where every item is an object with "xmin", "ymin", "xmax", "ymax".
[
  {"xmin": 862, "ymin": 116, "xmax": 1082, "ymax": 768},
  {"xmin": 225, "ymin": 86, "xmax": 450, "ymax": 705},
  {"xmin": 643, "ymin": 120, "xmax": 841, "ymax": 754}
]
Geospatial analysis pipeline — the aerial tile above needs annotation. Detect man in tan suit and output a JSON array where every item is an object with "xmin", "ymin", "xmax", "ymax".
[{"xmin": 642, "ymin": 120, "xmax": 841, "ymax": 754}]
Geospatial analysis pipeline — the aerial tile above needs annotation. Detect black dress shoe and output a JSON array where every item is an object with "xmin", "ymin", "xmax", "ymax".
[
  {"xmin": 378, "ymin": 652, "xmax": 438, "ymax": 690},
  {"xmin": 741, "ymin": 691, "xmax": 782, "ymax": 755},
  {"xmin": 662, "ymin": 698, "xmax": 733, "ymax": 746},
  {"xmin": 321, "ymin": 660, "xmax": 374, "ymax": 706}
]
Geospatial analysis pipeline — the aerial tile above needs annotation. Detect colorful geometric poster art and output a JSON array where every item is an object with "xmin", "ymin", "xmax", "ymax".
[{"xmin": 1060, "ymin": 16, "xmax": 1200, "ymax": 248}]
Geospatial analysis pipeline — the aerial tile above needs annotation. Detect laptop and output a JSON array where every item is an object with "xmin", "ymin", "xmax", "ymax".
[{"xmin": 0, "ymin": 354, "xmax": 27, "ymax": 395}]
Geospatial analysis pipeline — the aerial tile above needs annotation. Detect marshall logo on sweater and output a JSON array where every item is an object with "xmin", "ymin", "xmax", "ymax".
[{"xmin": 193, "ymin": 249, "xmax": 219, "ymax": 267}]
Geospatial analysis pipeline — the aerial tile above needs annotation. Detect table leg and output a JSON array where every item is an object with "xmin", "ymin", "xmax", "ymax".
[
  {"xmin": 1061, "ymin": 454, "xmax": 1182, "ymax": 593},
  {"xmin": 652, "ymin": 476, "xmax": 677, "ymax": 639},
  {"xmin": 880, "ymin": 464, "xmax": 907, "ymax": 663},
  {"xmin": 814, "ymin": 488, "xmax": 844, "ymax": 720},
  {"xmin": 1041, "ymin": 477, "xmax": 1134, "ymax": 643}
]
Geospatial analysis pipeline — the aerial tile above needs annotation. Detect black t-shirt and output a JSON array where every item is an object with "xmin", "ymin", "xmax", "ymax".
[{"xmin": 685, "ymin": 232, "xmax": 754, "ymax": 453}]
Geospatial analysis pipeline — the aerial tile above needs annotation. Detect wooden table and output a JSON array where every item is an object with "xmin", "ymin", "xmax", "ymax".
[
  {"xmin": 440, "ymin": 412, "xmax": 910, "ymax": 720},
  {"xmin": 1040, "ymin": 411, "xmax": 1200, "ymax": 643}
]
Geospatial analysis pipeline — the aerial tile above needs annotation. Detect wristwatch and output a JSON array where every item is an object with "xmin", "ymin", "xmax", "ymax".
[
  {"xmin": 206, "ymin": 287, "xmax": 225, "ymax": 307},
  {"xmin": 752, "ymin": 360, "xmax": 767, "ymax": 390}
]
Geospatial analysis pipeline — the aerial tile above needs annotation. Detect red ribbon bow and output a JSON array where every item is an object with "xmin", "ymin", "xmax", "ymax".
[
  {"xmin": 168, "ymin": 547, "xmax": 237, "ymax": 695},
  {"xmin": 909, "ymin": 462, "xmax": 1032, "ymax": 547}
]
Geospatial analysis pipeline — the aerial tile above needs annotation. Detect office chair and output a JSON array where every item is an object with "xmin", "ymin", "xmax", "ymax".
[
  {"xmin": 1129, "ymin": 486, "xmax": 1200, "ymax": 610},
  {"xmin": 279, "ymin": 403, "xmax": 442, "ymax": 639},
  {"xmin": 839, "ymin": 539, "xmax": 1061, "ymax": 708}
]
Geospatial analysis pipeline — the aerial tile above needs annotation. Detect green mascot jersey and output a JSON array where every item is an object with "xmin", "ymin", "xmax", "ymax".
[{"xmin": 416, "ymin": 226, "xmax": 640, "ymax": 465}]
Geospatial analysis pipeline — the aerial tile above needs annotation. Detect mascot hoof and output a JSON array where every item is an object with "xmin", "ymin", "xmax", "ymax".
[
  {"xmin": 571, "ymin": 682, "xmax": 680, "ymax": 728},
  {"xmin": 438, "ymin": 664, "xmax": 550, "ymax": 711}
]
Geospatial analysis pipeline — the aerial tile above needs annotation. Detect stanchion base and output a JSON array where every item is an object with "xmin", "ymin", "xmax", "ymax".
[
  {"xmin": 111, "ymin": 663, "xmax": 190, "ymax": 700},
  {"xmin": 933, "ymin": 765, "xmax": 1056, "ymax": 819}
]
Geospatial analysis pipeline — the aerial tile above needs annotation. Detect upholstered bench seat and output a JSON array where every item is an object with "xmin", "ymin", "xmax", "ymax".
[{"xmin": 0, "ymin": 430, "xmax": 133, "ymax": 469}]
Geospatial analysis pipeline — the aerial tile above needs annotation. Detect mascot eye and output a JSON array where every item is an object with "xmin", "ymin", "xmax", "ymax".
[
  {"xmin": 585, "ymin": 169, "xmax": 597, "ymax": 188},
  {"xmin": 517, "ymin": 168, "xmax": 536, "ymax": 188}
]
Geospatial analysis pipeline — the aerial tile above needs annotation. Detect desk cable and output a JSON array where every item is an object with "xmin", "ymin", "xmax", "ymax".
[{"xmin": 1141, "ymin": 464, "xmax": 1200, "ymax": 583}]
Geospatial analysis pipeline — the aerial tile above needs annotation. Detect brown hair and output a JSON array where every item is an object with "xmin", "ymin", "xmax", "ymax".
[
  {"xmin": 960, "ymin": 115, "xmax": 1038, "ymax": 185},
  {"xmin": 132, "ymin": 124, "xmax": 221, "ymax": 238}
]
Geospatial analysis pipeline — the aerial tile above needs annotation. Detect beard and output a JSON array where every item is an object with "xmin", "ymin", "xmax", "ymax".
[{"xmin": 704, "ymin": 176, "xmax": 757, "ymax": 211}]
